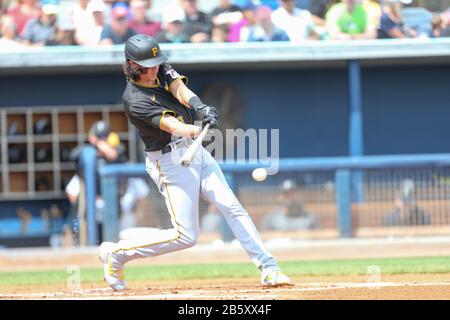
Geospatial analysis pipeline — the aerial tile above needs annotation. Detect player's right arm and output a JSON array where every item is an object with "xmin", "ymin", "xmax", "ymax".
[
  {"xmin": 160, "ymin": 113, "xmax": 201, "ymax": 138},
  {"xmin": 127, "ymin": 102, "xmax": 201, "ymax": 139}
]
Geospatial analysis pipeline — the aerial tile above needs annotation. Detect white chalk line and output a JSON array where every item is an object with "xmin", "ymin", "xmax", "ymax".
[{"xmin": 1, "ymin": 281, "xmax": 450, "ymax": 299}]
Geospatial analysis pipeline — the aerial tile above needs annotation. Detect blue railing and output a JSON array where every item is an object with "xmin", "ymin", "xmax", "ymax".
[{"xmin": 91, "ymin": 154, "xmax": 450, "ymax": 244}]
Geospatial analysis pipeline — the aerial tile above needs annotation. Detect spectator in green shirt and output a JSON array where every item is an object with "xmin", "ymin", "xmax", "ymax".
[{"xmin": 325, "ymin": 0, "xmax": 376, "ymax": 40}]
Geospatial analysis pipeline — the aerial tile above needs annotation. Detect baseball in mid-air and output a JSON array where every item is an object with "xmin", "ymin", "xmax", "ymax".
[{"xmin": 252, "ymin": 168, "xmax": 267, "ymax": 182}]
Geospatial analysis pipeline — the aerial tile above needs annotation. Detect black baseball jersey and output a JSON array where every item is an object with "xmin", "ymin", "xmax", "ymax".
[{"xmin": 122, "ymin": 63, "xmax": 195, "ymax": 152}]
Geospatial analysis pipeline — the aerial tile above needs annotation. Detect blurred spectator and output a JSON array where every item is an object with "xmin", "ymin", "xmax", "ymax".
[
  {"xmin": 381, "ymin": 179, "xmax": 431, "ymax": 226},
  {"xmin": 88, "ymin": 122, "xmax": 128, "ymax": 163},
  {"xmin": 431, "ymin": 13, "xmax": 442, "ymax": 37},
  {"xmin": 401, "ymin": 5, "xmax": 433, "ymax": 38},
  {"xmin": 100, "ymin": 4, "xmax": 136, "ymax": 44},
  {"xmin": 160, "ymin": 0, "xmax": 184, "ymax": 28},
  {"xmin": 236, "ymin": 1, "xmax": 257, "ymax": 41},
  {"xmin": 444, "ymin": 8, "xmax": 450, "ymax": 29},
  {"xmin": 432, "ymin": 9, "xmax": 450, "ymax": 38},
  {"xmin": 65, "ymin": 121, "xmax": 149, "ymax": 242},
  {"xmin": 296, "ymin": 0, "xmax": 336, "ymax": 19},
  {"xmin": 47, "ymin": 24, "xmax": 78, "ymax": 46},
  {"xmin": 17, "ymin": 207, "xmax": 32, "ymax": 233},
  {"xmin": 377, "ymin": 0, "xmax": 417, "ymax": 39},
  {"xmin": 97, "ymin": 0, "xmax": 112, "ymax": 23},
  {"xmin": 70, "ymin": 0, "xmax": 91, "ymax": 45},
  {"xmin": 362, "ymin": 0, "xmax": 382, "ymax": 32},
  {"xmin": 271, "ymin": 0, "xmax": 320, "ymax": 42},
  {"xmin": 294, "ymin": 0, "xmax": 327, "ymax": 29},
  {"xmin": 161, "ymin": 0, "xmax": 211, "ymax": 42},
  {"xmin": 82, "ymin": 0, "xmax": 107, "ymax": 45},
  {"xmin": 260, "ymin": 179, "xmax": 320, "ymax": 231},
  {"xmin": 228, "ymin": 1, "xmax": 255, "ymax": 42},
  {"xmin": 118, "ymin": 176, "xmax": 151, "ymax": 230},
  {"xmin": 70, "ymin": 0, "xmax": 106, "ymax": 46},
  {"xmin": 211, "ymin": 23, "xmax": 229, "ymax": 42},
  {"xmin": 6, "ymin": 0, "xmax": 41, "ymax": 36},
  {"xmin": 20, "ymin": 3, "xmax": 59, "ymax": 46},
  {"xmin": 211, "ymin": 0, "xmax": 242, "ymax": 27},
  {"xmin": 128, "ymin": 0, "xmax": 161, "ymax": 37},
  {"xmin": 41, "ymin": 204, "xmax": 64, "ymax": 236},
  {"xmin": 1, "ymin": 0, "xmax": 6, "ymax": 15},
  {"xmin": 0, "ymin": 14, "xmax": 24, "ymax": 47},
  {"xmin": 155, "ymin": 17, "xmax": 188, "ymax": 43},
  {"xmin": 325, "ymin": 0, "xmax": 376, "ymax": 40},
  {"xmin": 179, "ymin": 0, "xmax": 211, "ymax": 43},
  {"xmin": 240, "ymin": 5, "xmax": 289, "ymax": 41}
]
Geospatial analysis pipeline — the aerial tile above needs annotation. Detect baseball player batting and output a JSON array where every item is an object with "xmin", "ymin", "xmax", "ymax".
[{"xmin": 98, "ymin": 34, "xmax": 292, "ymax": 291}]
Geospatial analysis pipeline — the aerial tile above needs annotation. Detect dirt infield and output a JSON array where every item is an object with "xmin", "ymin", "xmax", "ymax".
[
  {"xmin": 1, "ymin": 237, "xmax": 450, "ymax": 300},
  {"xmin": 1, "ymin": 274, "xmax": 450, "ymax": 300}
]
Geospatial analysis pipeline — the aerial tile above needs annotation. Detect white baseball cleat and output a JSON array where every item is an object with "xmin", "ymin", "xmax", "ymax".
[
  {"xmin": 99, "ymin": 242, "xmax": 126, "ymax": 291},
  {"xmin": 260, "ymin": 267, "xmax": 293, "ymax": 287}
]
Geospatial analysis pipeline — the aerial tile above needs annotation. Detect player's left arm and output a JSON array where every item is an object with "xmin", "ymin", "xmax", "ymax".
[
  {"xmin": 169, "ymin": 78, "xmax": 196, "ymax": 108},
  {"xmin": 162, "ymin": 64, "xmax": 219, "ymax": 127},
  {"xmin": 169, "ymin": 79, "xmax": 218, "ymax": 125},
  {"xmin": 158, "ymin": 63, "xmax": 192, "ymax": 107}
]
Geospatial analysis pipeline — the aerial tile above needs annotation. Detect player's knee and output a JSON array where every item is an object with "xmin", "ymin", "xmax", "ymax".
[
  {"xmin": 178, "ymin": 234, "xmax": 198, "ymax": 249},
  {"xmin": 184, "ymin": 236, "xmax": 198, "ymax": 248}
]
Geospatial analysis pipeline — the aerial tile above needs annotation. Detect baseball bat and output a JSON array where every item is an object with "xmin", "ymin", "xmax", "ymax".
[{"xmin": 180, "ymin": 123, "xmax": 211, "ymax": 167}]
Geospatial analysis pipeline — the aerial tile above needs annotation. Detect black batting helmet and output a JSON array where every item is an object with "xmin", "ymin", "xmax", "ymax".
[
  {"xmin": 89, "ymin": 121, "xmax": 110, "ymax": 139},
  {"xmin": 124, "ymin": 34, "xmax": 168, "ymax": 68}
]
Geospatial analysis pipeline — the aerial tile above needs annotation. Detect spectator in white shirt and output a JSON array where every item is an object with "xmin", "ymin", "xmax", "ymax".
[
  {"xmin": 85, "ymin": 0, "xmax": 107, "ymax": 45},
  {"xmin": 271, "ymin": 0, "xmax": 319, "ymax": 42},
  {"xmin": 0, "ymin": 15, "xmax": 24, "ymax": 48},
  {"xmin": 70, "ymin": 0, "xmax": 93, "ymax": 45}
]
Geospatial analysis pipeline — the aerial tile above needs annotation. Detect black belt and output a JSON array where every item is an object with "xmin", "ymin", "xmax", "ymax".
[
  {"xmin": 161, "ymin": 139, "xmax": 185, "ymax": 154},
  {"xmin": 161, "ymin": 144, "xmax": 172, "ymax": 154}
]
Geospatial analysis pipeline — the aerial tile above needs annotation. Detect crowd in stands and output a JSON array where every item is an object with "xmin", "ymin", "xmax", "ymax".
[{"xmin": 1, "ymin": 0, "xmax": 450, "ymax": 47}]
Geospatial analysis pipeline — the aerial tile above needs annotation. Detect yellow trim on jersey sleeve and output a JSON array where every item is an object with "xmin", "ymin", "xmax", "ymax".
[
  {"xmin": 177, "ymin": 76, "xmax": 188, "ymax": 86},
  {"xmin": 159, "ymin": 110, "xmax": 176, "ymax": 129},
  {"xmin": 165, "ymin": 76, "xmax": 189, "ymax": 92}
]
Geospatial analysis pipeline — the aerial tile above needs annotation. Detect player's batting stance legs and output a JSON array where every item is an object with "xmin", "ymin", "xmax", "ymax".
[
  {"xmin": 100, "ymin": 144, "xmax": 290, "ymax": 290},
  {"xmin": 99, "ymin": 34, "xmax": 291, "ymax": 291}
]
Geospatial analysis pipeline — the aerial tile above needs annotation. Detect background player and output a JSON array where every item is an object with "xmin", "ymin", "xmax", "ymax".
[
  {"xmin": 65, "ymin": 121, "xmax": 149, "ymax": 244},
  {"xmin": 99, "ymin": 34, "xmax": 292, "ymax": 291}
]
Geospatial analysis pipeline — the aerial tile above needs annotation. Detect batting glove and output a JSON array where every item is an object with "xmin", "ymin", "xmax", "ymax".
[
  {"xmin": 188, "ymin": 96, "xmax": 219, "ymax": 123},
  {"xmin": 203, "ymin": 115, "xmax": 219, "ymax": 129}
]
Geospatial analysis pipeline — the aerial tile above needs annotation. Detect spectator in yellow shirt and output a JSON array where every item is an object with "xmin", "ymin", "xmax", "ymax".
[{"xmin": 362, "ymin": 0, "xmax": 382, "ymax": 31}]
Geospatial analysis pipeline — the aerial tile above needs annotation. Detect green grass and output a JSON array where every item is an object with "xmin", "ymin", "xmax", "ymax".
[{"xmin": 1, "ymin": 256, "xmax": 450, "ymax": 287}]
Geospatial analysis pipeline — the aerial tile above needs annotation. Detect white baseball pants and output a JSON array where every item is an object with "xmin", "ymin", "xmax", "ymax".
[{"xmin": 111, "ymin": 141, "xmax": 278, "ymax": 270}]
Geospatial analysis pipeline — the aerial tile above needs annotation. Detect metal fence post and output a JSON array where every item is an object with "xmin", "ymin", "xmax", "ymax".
[
  {"xmin": 348, "ymin": 59, "xmax": 365, "ymax": 203},
  {"xmin": 348, "ymin": 60, "xmax": 364, "ymax": 158},
  {"xmin": 335, "ymin": 169, "xmax": 353, "ymax": 238},
  {"xmin": 101, "ymin": 174, "xmax": 119, "ymax": 242},
  {"xmin": 79, "ymin": 145, "xmax": 98, "ymax": 246}
]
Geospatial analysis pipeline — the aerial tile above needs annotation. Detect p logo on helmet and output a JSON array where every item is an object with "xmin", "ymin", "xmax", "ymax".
[{"xmin": 152, "ymin": 47, "xmax": 158, "ymax": 57}]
